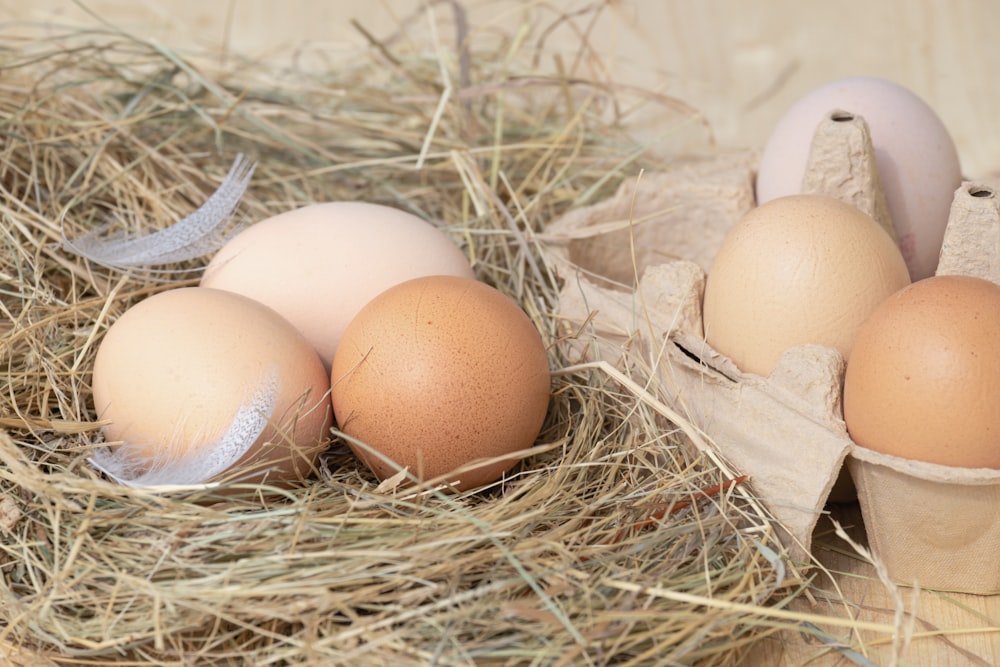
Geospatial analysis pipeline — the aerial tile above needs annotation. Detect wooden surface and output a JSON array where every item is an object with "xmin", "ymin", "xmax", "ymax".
[
  {"xmin": 1, "ymin": 1, "xmax": 999, "ymax": 178},
  {"xmin": 745, "ymin": 503, "xmax": 1000, "ymax": 666}
]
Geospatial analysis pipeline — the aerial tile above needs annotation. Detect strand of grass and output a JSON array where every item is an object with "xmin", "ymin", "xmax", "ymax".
[
  {"xmin": 488, "ymin": 23, "xmax": 531, "ymax": 194},
  {"xmin": 832, "ymin": 518, "xmax": 918, "ymax": 666},
  {"xmin": 415, "ymin": 3, "xmax": 453, "ymax": 170}
]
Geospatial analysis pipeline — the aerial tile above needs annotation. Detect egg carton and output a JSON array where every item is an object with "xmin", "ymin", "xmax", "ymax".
[{"xmin": 543, "ymin": 112, "xmax": 1000, "ymax": 593}]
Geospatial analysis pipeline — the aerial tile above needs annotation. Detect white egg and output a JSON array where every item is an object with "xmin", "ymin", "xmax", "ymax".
[
  {"xmin": 201, "ymin": 202, "xmax": 475, "ymax": 368},
  {"xmin": 756, "ymin": 76, "xmax": 962, "ymax": 281}
]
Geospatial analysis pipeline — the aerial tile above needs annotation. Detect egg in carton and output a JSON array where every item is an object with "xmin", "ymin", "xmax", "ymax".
[{"xmin": 543, "ymin": 112, "xmax": 1000, "ymax": 593}]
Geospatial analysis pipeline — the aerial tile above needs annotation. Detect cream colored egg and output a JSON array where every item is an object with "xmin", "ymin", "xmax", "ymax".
[
  {"xmin": 91, "ymin": 287, "xmax": 332, "ymax": 486},
  {"xmin": 200, "ymin": 202, "xmax": 475, "ymax": 368},
  {"xmin": 703, "ymin": 194, "xmax": 911, "ymax": 377}
]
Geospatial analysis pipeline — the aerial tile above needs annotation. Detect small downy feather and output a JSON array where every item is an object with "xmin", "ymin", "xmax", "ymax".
[
  {"xmin": 62, "ymin": 154, "xmax": 256, "ymax": 276},
  {"xmin": 89, "ymin": 368, "xmax": 281, "ymax": 487}
]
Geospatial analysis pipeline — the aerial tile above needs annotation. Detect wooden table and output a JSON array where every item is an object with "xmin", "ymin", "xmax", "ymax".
[{"xmin": 745, "ymin": 503, "xmax": 1000, "ymax": 665}]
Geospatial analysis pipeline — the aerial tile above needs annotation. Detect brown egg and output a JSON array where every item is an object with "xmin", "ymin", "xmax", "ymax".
[
  {"xmin": 331, "ymin": 275, "xmax": 551, "ymax": 491},
  {"xmin": 844, "ymin": 275, "xmax": 1000, "ymax": 468},
  {"xmin": 91, "ymin": 287, "xmax": 332, "ymax": 486},
  {"xmin": 200, "ymin": 202, "xmax": 475, "ymax": 369},
  {"xmin": 703, "ymin": 194, "xmax": 911, "ymax": 376}
]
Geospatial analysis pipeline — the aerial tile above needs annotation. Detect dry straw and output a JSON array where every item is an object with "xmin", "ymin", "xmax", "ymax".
[{"xmin": 0, "ymin": 4, "xmax": 887, "ymax": 665}]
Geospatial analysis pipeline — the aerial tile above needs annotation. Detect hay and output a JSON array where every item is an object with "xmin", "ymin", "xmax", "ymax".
[{"xmin": 0, "ymin": 6, "xmax": 813, "ymax": 665}]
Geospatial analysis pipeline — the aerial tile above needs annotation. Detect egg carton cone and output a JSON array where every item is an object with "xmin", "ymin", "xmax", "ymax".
[{"xmin": 544, "ymin": 111, "xmax": 1000, "ymax": 592}]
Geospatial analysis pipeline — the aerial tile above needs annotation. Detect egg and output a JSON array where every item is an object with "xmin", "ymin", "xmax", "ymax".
[
  {"xmin": 331, "ymin": 275, "xmax": 551, "ymax": 491},
  {"xmin": 755, "ymin": 76, "xmax": 962, "ymax": 281},
  {"xmin": 200, "ymin": 202, "xmax": 475, "ymax": 368},
  {"xmin": 844, "ymin": 275, "xmax": 1000, "ymax": 468},
  {"xmin": 91, "ymin": 287, "xmax": 332, "ymax": 485},
  {"xmin": 702, "ymin": 194, "xmax": 911, "ymax": 377}
]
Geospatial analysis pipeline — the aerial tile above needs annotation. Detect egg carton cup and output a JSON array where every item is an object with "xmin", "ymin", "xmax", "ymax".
[{"xmin": 543, "ymin": 110, "xmax": 1000, "ymax": 593}]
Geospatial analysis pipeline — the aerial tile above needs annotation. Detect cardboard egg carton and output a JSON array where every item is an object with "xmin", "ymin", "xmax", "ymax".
[{"xmin": 544, "ymin": 112, "xmax": 1000, "ymax": 593}]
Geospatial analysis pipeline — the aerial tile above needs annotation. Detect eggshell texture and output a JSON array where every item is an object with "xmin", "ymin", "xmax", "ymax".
[
  {"xmin": 200, "ymin": 202, "xmax": 475, "ymax": 368},
  {"xmin": 92, "ymin": 287, "xmax": 332, "ymax": 484},
  {"xmin": 703, "ymin": 194, "xmax": 911, "ymax": 377},
  {"xmin": 755, "ymin": 76, "xmax": 962, "ymax": 281},
  {"xmin": 844, "ymin": 275, "xmax": 1000, "ymax": 468},
  {"xmin": 331, "ymin": 275, "xmax": 551, "ymax": 491}
]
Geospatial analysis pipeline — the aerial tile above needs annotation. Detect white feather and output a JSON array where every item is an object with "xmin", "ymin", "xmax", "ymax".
[
  {"xmin": 63, "ymin": 154, "xmax": 255, "ymax": 275},
  {"xmin": 89, "ymin": 368, "xmax": 280, "ymax": 487}
]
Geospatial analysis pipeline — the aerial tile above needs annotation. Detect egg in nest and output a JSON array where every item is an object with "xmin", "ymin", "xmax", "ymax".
[
  {"xmin": 331, "ymin": 275, "xmax": 551, "ymax": 491},
  {"xmin": 201, "ymin": 202, "xmax": 475, "ymax": 368},
  {"xmin": 91, "ymin": 287, "xmax": 332, "ymax": 486}
]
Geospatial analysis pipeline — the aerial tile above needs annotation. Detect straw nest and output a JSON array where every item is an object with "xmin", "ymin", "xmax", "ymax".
[{"xmin": 1, "ymin": 7, "xmax": 807, "ymax": 665}]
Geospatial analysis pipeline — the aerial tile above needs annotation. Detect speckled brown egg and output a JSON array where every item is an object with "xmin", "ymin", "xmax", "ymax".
[
  {"xmin": 330, "ymin": 275, "xmax": 551, "ymax": 491},
  {"xmin": 703, "ymin": 194, "xmax": 911, "ymax": 377},
  {"xmin": 91, "ymin": 287, "xmax": 332, "ymax": 486},
  {"xmin": 844, "ymin": 274, "xmax": 1000, "ymax": 468}
]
